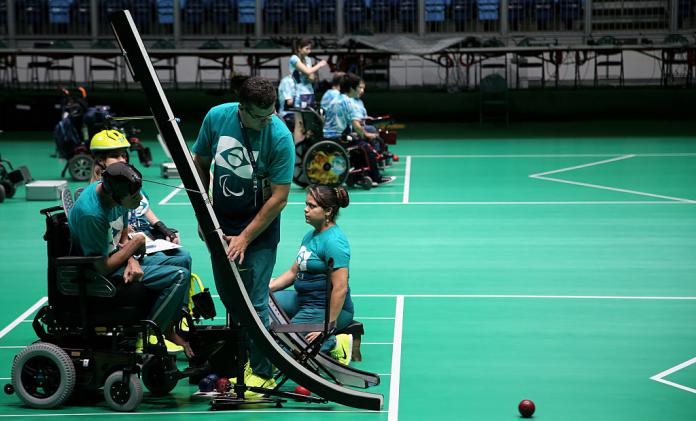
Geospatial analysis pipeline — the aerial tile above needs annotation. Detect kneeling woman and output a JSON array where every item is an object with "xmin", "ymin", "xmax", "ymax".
[{"xmin": 270, "ymin": 185, "xmax": 354, "ymax": 363}]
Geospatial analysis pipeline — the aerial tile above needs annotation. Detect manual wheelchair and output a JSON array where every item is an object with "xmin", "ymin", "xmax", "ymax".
[
  {"xmin": 54, "ymin": 88, "xmax": 152, "ymax": 181},
  {"xmin": 290, "ymin": 108, "xmax": 398, "ymax": 190}
]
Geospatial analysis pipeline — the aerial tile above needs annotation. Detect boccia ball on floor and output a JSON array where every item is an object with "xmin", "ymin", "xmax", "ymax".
[{"xmin": 518, "ymin": 399, "xmax": 535, "ymax": 418}]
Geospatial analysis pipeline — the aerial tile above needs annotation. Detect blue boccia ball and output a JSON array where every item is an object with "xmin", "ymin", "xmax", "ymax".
[
  {"xmin": 205, "ymin": 373, "xmax": 220, "ymax": 384},
  {"xmin": 199, "ymin": 377, "xmax": 215, "ymax": 392}
]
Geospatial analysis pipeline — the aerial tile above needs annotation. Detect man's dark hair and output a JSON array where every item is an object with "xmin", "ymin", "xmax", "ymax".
[
  {"xmin": 239, "ymin": 77, "xmax": 277, "ymax": 109},
  {"xmin": 339, "ymin": 73, "xmax": 361, "ymax": 94}
]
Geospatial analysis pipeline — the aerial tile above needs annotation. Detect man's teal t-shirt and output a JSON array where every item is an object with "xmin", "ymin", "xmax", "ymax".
[
  {"xmin": 68, "ymin": 182, "xmax": 128, "ymax": 257},
  {"xmin": 192, "ymin": 102, "xmax": 295, "ymax": 247},
  {"xmin": 293, "ymin": 225, "xmax": 354, "ymax": 313}
]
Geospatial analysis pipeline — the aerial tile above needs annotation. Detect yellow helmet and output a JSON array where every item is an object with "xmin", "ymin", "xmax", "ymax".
[{"xmin": 90, "ymin": 129, "xmax": 130, "ymax": 152}]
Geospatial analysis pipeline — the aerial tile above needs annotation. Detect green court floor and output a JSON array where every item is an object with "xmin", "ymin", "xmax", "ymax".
[{"xmin": 1, "ymin": 121, "xmax": 696, "ymax": 420}]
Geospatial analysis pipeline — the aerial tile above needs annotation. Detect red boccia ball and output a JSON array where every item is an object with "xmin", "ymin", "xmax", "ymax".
[
  {"xmin": 215, "ymin": 377, "xmax": 230, "ymax": 393},
  {"xmin": 518, "ymin": 399, "xmax": 535, "ymax": 418},
  {"xmin": 294, "ymin": 385, "xmax": 311, "ymax": 396}
]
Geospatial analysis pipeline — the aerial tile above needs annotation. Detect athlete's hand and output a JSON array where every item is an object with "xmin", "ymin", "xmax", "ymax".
[{"xmin": 124, "ymin": 258, "xmax": 144, "ymax": 284}]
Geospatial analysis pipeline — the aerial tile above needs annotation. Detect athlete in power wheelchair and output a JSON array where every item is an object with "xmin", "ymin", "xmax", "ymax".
[
  {"xmin": 4, "ymin": 164, "xmax": 224, "ymax": 412},
  {"xmin": 54, "ymin": 88, "xmax": 152, "ymax": 181}
]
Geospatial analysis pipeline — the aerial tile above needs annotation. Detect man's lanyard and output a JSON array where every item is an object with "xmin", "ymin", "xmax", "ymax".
[{"xmin": 238, "ymin": 110, "xmax": 260, "ymax": 208}]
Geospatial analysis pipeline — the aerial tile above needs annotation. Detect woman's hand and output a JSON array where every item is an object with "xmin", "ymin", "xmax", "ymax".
[{"xmin": 305, "ymin": 331, "xmax": 321, "ymax": 344}]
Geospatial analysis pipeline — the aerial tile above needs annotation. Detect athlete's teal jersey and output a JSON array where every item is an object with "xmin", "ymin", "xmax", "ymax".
[
  {"xmin": 293, "ymin": 225, "xmax": 354, "ymax": 313},
  {"xmin": 68, "ymin": 182, "xmax": 128, "ymax": 257}
]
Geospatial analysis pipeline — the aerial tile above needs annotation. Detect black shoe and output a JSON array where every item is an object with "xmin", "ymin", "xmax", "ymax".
[{"xmin": 372, "ymin": 176, "xmax": 396, "ymax": 187}]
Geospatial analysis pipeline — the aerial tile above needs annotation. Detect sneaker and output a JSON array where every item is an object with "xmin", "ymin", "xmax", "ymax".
[
  {"xmin": 243, "ymin": 372, "xmax": 277, "ymax": 399},
  {"xmin": 135, "ymin": 335, "xmax": 184, "ymax": 354},
  {"xmin": 228, "ymin": 361, "xmax": 252, "ymax": 385},
  {"xmin": 329, "ymin": 334, "xmax": 353, "ymax": 365},
  {"xmin": 372, "ymin": 176, "xmax": 396, "ymax": 187}
]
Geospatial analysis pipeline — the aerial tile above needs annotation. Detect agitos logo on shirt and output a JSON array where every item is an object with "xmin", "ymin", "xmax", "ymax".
[{"xmin": 214, "ymin": 135, "xmax": 258, "ymax": 198}]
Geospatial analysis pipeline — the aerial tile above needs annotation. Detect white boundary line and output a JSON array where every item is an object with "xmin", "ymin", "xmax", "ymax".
[
  {"xmin": 158, "ymin": 183, "xmax": 184, "ymax": 205},
  {"xmin": 650, "ymin": 356, "xmax": 696, "ymax": 394},
  {"xmin": 411, "ymin": 153, "xmax": 696, "ymax": 158},
  {"xmin": 402, "ymin": 156, "xmax": 411, "ymax": 204},
  {"xmin": 388, "ymin": 295, "xmax": 404, "ymax": 421},
  {"xmin": 529, "ymin": 155, "xmax": 696, "ymax": 203},
  {"xmin": 0, "ymin": 297, "xmax": 47, "ymax": 341},
  {"xmin": 352, "ymin": 294, "xmax": 696, "ymax": 300},
  {"xmin": 213, "ymin": 294, "xmax": 696, "ymax": 300},
  {"xmin": 529, "ymin": 154, "xmax": 636, "ymax": 178},
  {"xmin": 0, "ymin": 410, "xmax": 386, "ymax": 417}
]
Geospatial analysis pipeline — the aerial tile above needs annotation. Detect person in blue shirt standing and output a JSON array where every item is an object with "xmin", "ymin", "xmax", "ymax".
[
  {"xmin": 270, "ymin": 185, "xmax": 354, "ymax": 365},
  {"xmin": 68, "ymin": 162, "xmax": 192, "ymax": 355},
  {"xmin": 192, "ymin": 77, "xmax": 295, "ymax": 395},
  {"xmin": 289, "ymin": 39, "xmax": 327, "ymax": 109}
]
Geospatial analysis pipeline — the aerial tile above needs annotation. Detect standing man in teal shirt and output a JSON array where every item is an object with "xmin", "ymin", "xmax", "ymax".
[{"xmin": 192, "ymin": 77, "xmax": 295, "ymax": 394}]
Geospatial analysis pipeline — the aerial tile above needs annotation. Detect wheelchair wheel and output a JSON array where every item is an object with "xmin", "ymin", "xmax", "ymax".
[
  {"xmin": 302, "ymin": 140, "xmax": 349, "ymax": 186},
  {"xmin": 141, "ymin": 355, "xmax": 178, "ymax": 397},
  {"xmin": 1, "ymin": 180, "xmax": 15, "ymax": 199},
  {"xmin": 0, "ymin": 183, "xmax": 5, "ymax": 203},
  {"xmin": 103, "ymin": 370, "xmax": 143, "ymax": 412},
  {"xmin": 293, "ymin": 140, "xmax": 309, "ymax": 188},
  {"xmin": 68, "ymin": 153, "xmax": 94, "ymax": 181},
  {"xmin": 11, "ymin": 342, "xmax": 76, "ymax": 409}
]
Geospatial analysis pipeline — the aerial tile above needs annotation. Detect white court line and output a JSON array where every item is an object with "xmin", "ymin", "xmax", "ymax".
[
  {"xmin": 650, "ymin": 356, "xmax": 696, "ymax": 394},
  {"xmin": 359, "ymin": 317, "xmax": 396, "ymax": 320},
  {"xmin": 0, "ymin": 297, "xmax": 47, "ymax": 341},
  {"xmin": 388, "ymin": 295, "xmax": 404, "ymax": 421},
  {"xmin": 362, "ymin": 342, "xmax": 394, "ymax": 345},
  {"xmin": 533, "ymin": 176, "xmax": 696, "ymax": 203},
  {"xmin": 353, "ymin": 294, "xmax": 696, "ymax": 300},
  {"xmin": 529, "ymin": 154, "xmax": 636, "ymax": 178},
  {"xmin": 0, "ymin": 346, "xmax": 25, "ymax": 349},
  {"xmin": 529, "ymin": 155, "xmax": 696, "ymax": 203},
  {"xmin": 402, "ymin": 156, "xmax": 411, "ymax": 204},
  {"xmin": 212, "ymin": 294, "xmax": 696, "ymax": 300},
  {"xmin": 0, "ymin": 410, "xmax": 386, "ymax": 417},
  {"xmin": 411, "ymin": 153, "xmax": 696, "ymax": 158},
  {"xmin": 158, "ymin": 183, "xmax": 184, "ymax": 205}
]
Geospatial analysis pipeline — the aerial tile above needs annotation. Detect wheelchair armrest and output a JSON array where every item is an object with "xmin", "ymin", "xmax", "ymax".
[
  {"xmin": 55, "ymin": 256, "xmax": 102, "ymax": 266},
  {"xmin": 56, "ymin": 257, "xmax": 118, "ymax": 298}
]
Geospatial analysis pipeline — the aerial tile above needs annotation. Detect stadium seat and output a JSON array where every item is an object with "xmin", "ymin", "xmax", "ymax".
[
  {"xmin": 318, "ymin": 0, "xmax": 337, "ymax": 32},
  {"xmin": 291, "ymin": 0, "xmax": 312, "ymax": 33},
  {"xmin": 263, "ymin": 0, "xmax": 285, "ymax": 33},
  {"xmin": 452, "ymin": 0, "xmax": 473, "ymax": 31},
  {"xmin": 399, "ymin": 0, "xmax": 418, "ymax": 32},
  {"xmin": 184, "ymin": 0, "xmax": 206, "ymax": 31},
  {"xmin": 131, "ymin": 0, "xmax": 153, "ymax": 32},
  {"xmin": 47, "ymin": 0, "xmax": 72, "ymax": 25},
  {"xmin": 238, "ymin": 0, "xmax": 257, "ymax": 25},
  {"xmin": 344, "ymin": 0, "xmax": 366, "ymax": 33},
  {"xmin": 156, "ymin": 0, "xmax": 174, "ymax": 24}
]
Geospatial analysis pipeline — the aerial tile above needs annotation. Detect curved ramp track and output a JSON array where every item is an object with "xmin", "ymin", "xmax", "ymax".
[{"xmin": 109, "ymin": 10, "xmax": 383, "ymax": 411}]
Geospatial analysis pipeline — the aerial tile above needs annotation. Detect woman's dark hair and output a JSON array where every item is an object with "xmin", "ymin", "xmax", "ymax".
[
  {"xmin": 331, "ymin": 72, "xmax": 346, "ymax": 88},
  {"xmin": 307, "ymin": 185, "xmax": 349, "ymax": 222},
  {"xmin": 293, "ymin": 38, "xmax": 312, "ymax": 54},
  {"xmin": 339, "ymin": 73, "xmax": 361, "ymax": 94},
  {"xmin": 239, "ymin": 77, "xmax": 277, "ymax": 109}
]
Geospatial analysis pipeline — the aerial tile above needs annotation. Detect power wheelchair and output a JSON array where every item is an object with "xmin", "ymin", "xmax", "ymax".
[
  {"xmin": 4, "ymin": 189, "xmax": 228, "ymax": 411},
  {"xmin": 290, "ymin": 107, "xmax": 398, "ymax": 190},
  {"xmin": 54, "ymin": 88, "xmax": 152, "ymax": 181}
]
